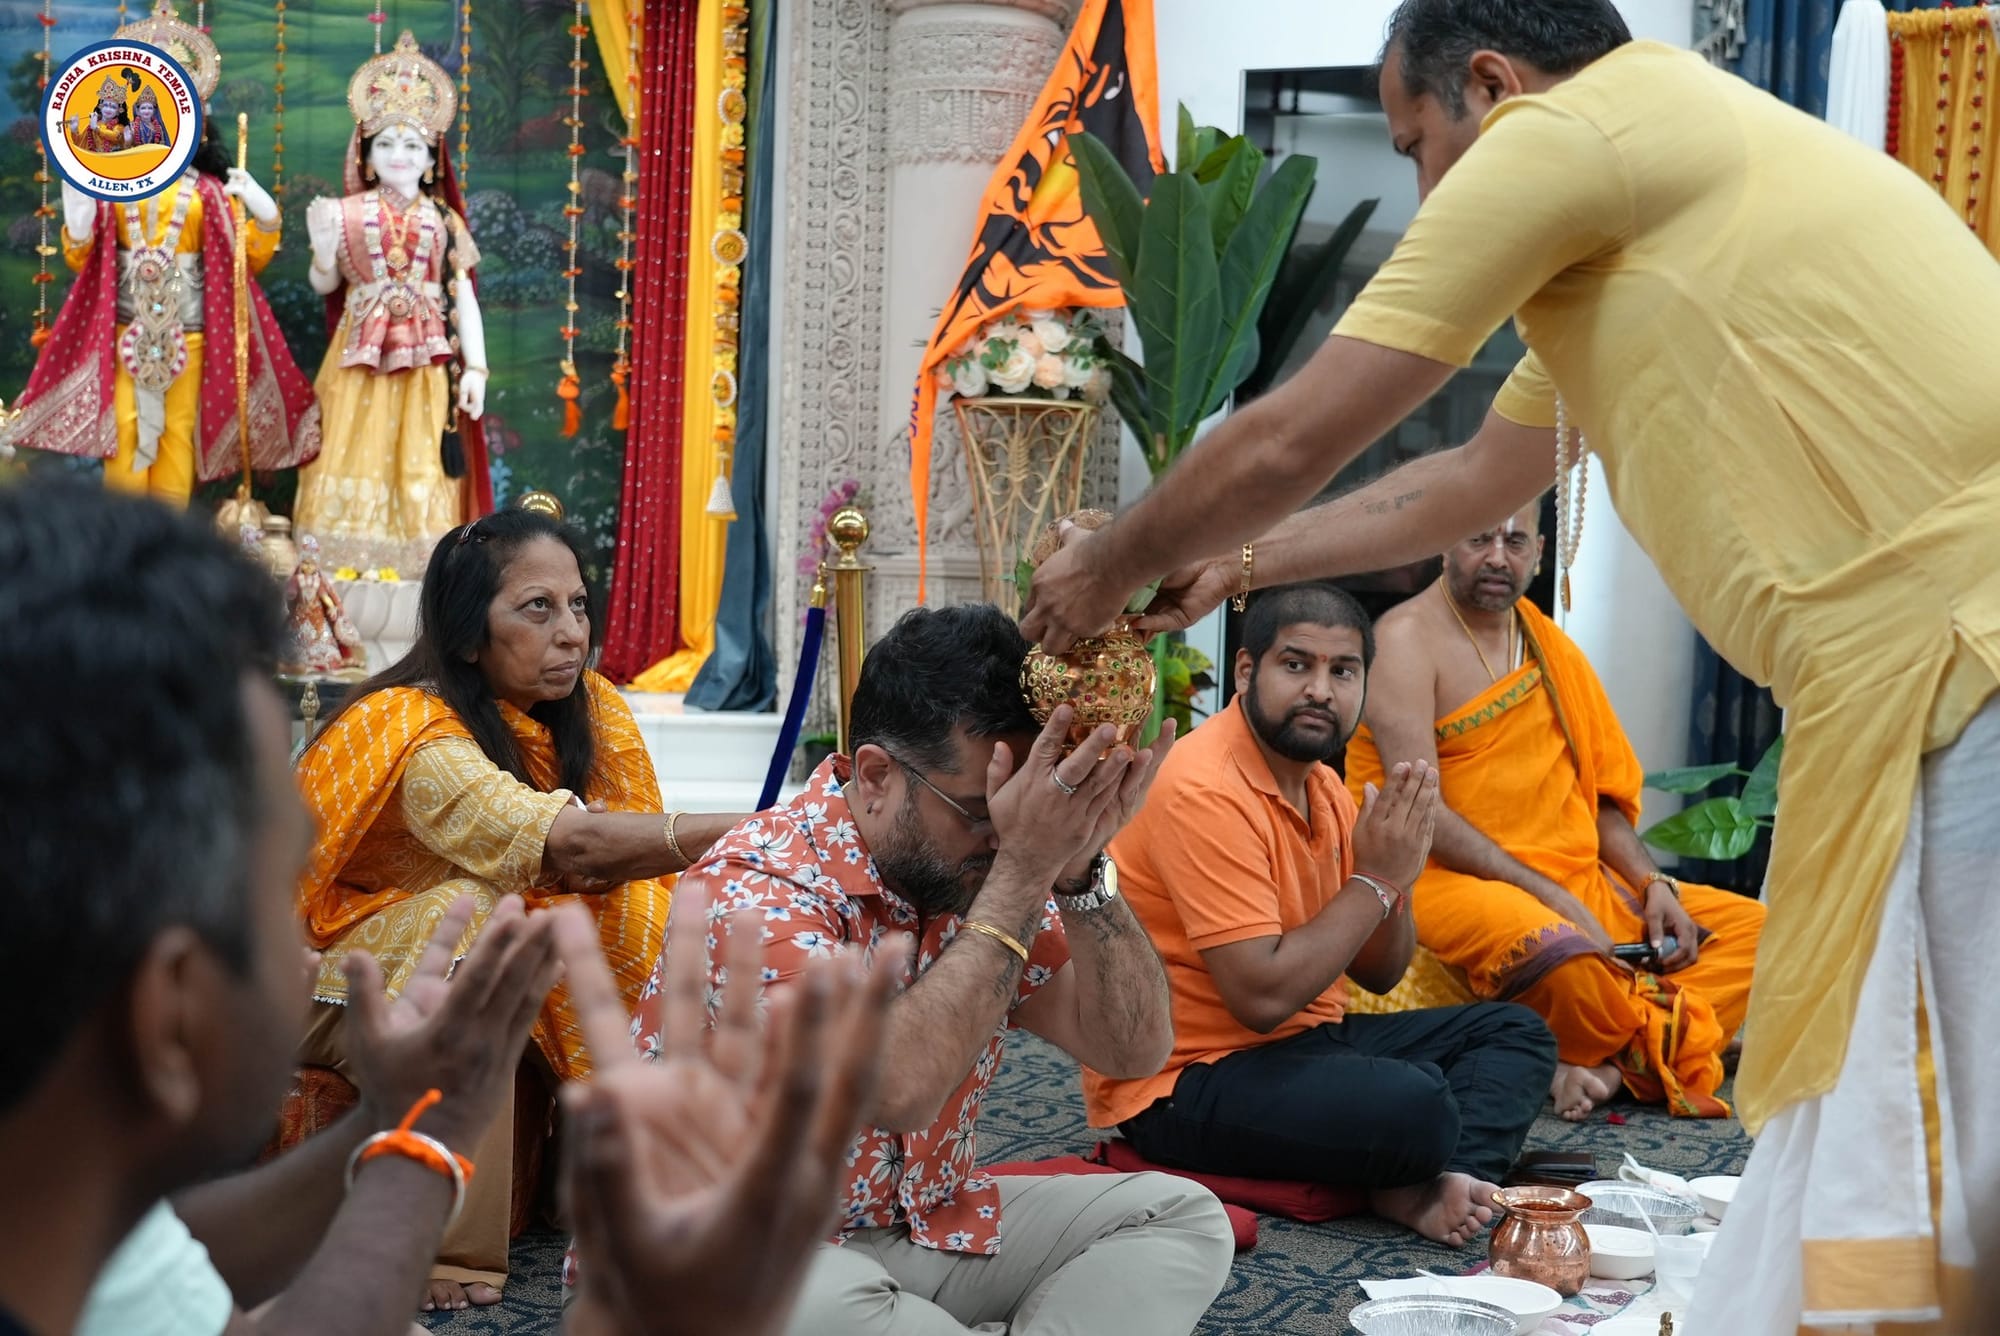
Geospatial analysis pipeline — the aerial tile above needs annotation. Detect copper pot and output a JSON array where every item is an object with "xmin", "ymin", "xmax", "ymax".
[
  {"xmin": 1488, "ymin": 1186, "xmax": 1592, "ymax": 1296},
  {"xmin": 1020, "ymin": 625, "xmax": 1157, "ymax": 753}
]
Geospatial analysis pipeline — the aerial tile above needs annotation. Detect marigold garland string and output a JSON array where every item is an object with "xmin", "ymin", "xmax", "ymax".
[
  {"xmin": 705, "ymin": 3, "xmax": 750, "ymax": 519},
  {"xmin": 556, "ymin": 0, "xmax": 590, "ymax": 436},
  {"xmin": 272, "ymin": 0, "xmax": 287, "ymax": 201},
  {"xmin": 30, "ymin": 0, "xmax": 56, "ymax": 348},
  {"xmin": 456, "ymin": 0, "xmax": 473, "ymax": 188},
  {"xmin": 609, "ymin": 0, "xmax": 640, "ymax": 430}
]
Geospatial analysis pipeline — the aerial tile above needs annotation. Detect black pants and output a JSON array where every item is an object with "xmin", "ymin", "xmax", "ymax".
[{"xmin": 1121, "ymin": 1003, "xmax": 1556, "ymax": 1189}]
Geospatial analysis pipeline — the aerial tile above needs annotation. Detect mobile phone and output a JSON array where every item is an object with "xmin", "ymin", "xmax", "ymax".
[{"xmin": 1612, "ymin": 936, "xmax": 1678, "ymax": 963}]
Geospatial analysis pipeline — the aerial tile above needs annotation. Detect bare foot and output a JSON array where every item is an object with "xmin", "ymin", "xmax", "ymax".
[
  {"xmin": 1551, "ymin": 1062, "xmax": 1621, "ymax": 1121},
  {"xmin": 1370, "ymin": 1172, "xmax": 1500, "ymax": 1247},
  {"xmin": 421, "ymin": 1280, "xmax": 503, "ymax": 1312}
]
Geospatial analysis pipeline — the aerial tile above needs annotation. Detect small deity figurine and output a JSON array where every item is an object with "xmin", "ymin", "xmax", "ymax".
[
  {"xmin": 65, "ymin": 72, "xmax": 135, "ymax": 154},
  {"xmin": 281, "ymin": 536, "xmax": 368, "ymax": 678},
  {"xmin": 292, "ymin": 31, "xmax": 492, "ymax": 572},
  {"xmin": 0, "ymin": 3, "xmax": 320, "ymax": 506}
]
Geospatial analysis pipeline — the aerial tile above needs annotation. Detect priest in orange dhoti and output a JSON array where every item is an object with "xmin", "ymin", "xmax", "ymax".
[{"xmin": 1346, "ymin": 502, "xmax": 1763, "ymax": 1122}]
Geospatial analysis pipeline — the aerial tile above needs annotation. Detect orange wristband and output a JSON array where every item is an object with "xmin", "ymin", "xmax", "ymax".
[{"xmin": 345, "ymin": 1088, "xmax": 476, "ymax": 1227}]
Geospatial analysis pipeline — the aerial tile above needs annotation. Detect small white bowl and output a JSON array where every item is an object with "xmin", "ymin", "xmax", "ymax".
[
  {"xmin": 1448, "ymin": 1277, "xmax": 1563, "ymax": 1336},
  {"xmin": 1584, "ymin": 1222, "xmax": 1656, "ymax": 1281},
  {"xmin": 1689, "ymin": 1174, "xmax": 1740, "ymax": 1221}
]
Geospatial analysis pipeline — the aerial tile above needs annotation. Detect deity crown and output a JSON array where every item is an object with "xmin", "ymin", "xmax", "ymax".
[
  {"xmin": 347, "ymin": 31, "xmax": 457, "ymax": 142},
  {"xmin": 114, "ymin": 1, "xmax": 222, "ymax": 104}
]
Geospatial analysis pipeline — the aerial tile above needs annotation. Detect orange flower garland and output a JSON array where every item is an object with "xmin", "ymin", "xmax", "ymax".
[
  {"xmin": 610, "ymin": 0, "xmax": 640, "ymax": 431},
  {"xmin": 705, "ymin": 3, "xmax": 749, "ymax": 519},
  {"xmin": 29, "ymin": 0, "xmax": 55, "ymax": 348},
  {"xmin": 272, "ymin": 0, "xmax": 287, "ymax": 200},
  {"xmin": 557, "ymin": 0, "xmax": 590, "ymax": 436},
  {"xmin": 457, "ymin": 0, "xmax": 473, "ymax": 187}
]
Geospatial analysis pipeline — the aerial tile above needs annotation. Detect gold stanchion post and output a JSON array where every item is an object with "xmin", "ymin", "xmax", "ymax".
[{"xmin": 827, "ymin": 506, "xmax": 872, "ymax": 754}]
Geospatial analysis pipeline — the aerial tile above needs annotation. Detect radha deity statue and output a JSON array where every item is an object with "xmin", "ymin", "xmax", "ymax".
[
  {"xmin": 128, "ymin": 85, "xmax": 170, "ymax": 149},
  {"xmin": 0, "ymin": 3, "xmax": 320, "ymax": 503},
  {"xmin": 292, "ymin": 31, "xmax": 491, "ymax": 571}
]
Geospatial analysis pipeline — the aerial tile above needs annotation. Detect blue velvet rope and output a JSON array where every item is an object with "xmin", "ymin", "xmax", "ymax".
[{"xmin": 760, "ymin": 602, "xmax": 825, "ymax": 809}]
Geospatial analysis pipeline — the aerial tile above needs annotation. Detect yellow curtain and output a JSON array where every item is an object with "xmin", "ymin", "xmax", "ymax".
[
  {"xmin": 632, "ymin": 0, "xmax": 728, "ymax": 694},
  {"xmin": 1890, "ymin": 7, "xmax": 2000, "ymax": 256},
  {"xmin": 588, "ymin": 0, "xmax": 641, "ymax": 128}
]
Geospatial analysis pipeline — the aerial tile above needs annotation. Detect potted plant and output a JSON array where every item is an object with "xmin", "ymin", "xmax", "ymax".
[
  {"xmin": 1066, "ymin": 108, "xmax": 1342, "ymax": 738},
  {"xmin": 1640, "ymin": 736, "xmax": 1783, "ymax": 861}
]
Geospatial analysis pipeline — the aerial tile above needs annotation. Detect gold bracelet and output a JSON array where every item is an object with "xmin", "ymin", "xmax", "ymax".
[
  {"xmin": 1231, "ymin": 543, "xmax": 1254, "ymax": 613},
  {"xmin": 663, "ymin": 811, "xmax": 689, "ymax": 868},
  {"xmin": 960, "ymin": 919, "xmax": 1029, "ymax": 964}
]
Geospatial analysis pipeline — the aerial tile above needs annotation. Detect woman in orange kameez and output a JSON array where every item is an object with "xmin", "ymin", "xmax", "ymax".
[{"xmin": 294, "ymin": 507, "xmax": 742, "ymax": 1310}]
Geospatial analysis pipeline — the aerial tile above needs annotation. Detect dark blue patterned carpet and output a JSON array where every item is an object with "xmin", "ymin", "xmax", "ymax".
[{"xmin": 422, "ymin": 1032, "xmax": 1749, "ymax": 1334}]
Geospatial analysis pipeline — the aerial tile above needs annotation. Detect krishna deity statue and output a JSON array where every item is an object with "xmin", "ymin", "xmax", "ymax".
[{"xmin": 0, "ymin": 2, "xmax": 319, "ymax": 504}]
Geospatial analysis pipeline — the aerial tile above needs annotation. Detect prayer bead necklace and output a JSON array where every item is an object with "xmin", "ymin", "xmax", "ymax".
[{"xmin": 1554, "ymin": 396, "xmax": 1588, "ymax": 613}]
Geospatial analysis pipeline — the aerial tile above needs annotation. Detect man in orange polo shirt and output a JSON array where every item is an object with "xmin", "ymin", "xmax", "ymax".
[{"xmin": 1085, "ymin": 583, "xmax": 1557, "ymax": 1245}]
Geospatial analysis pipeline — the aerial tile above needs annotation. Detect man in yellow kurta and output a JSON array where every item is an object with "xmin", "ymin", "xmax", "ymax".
[
  {"xmin": 1023, "ymin": 2, "xmax": 2000, "ymax": 1330},
  {"xmin": 1346, "ymin": 502, "xmax": 1764, "ymax": 1123}
]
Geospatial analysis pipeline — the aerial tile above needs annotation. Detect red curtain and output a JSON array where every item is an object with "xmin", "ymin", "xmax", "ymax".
[{"xmin": 602, "ymin": 0, "xmax": 699, "ymax": 681}]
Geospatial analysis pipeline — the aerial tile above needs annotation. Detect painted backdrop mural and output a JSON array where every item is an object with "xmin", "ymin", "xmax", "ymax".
[{"xmin": 0, "ymin": 0, "xmax": 629, "ymax": 581}]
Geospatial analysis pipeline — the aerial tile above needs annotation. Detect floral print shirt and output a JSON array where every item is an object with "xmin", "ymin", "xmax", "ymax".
[{"xmin": 635, "ymin": 756, "xmax": 1071, "ymax": 1254}]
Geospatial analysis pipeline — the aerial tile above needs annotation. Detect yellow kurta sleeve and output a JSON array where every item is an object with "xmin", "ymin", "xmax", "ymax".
[
  {"xmin": 398, "ymin": 736, "xmax": 573, "ymax": 895},
  {"xmin": 1493, "ymin": 349, "xmax": 1559, "ymax": 429},
  {"xmin": 1332, "ymin": 100, "xmax": 1635, "ymax": 368}
]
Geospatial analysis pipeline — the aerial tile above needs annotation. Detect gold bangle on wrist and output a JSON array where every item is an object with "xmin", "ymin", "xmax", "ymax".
[
  {"xmin": 1232, "ymin": 543, "xmax": 1254, "ymax": 613},
  {"xmin": 663, "ymin": 811, "xmax": 689, "ymax": 868},
  {"xmin": 960, "ymin": 919, "xmax": 1029, "ymax": 964}
]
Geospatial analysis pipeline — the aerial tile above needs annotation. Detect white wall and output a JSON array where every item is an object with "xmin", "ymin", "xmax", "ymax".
[{"xmin": 1144, "ymin": 0, "xmax": 1702, "ymax": 798}]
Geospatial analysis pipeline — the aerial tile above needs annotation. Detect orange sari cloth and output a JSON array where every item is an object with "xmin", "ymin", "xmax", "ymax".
[
  {"xmin": 1347, "ymin": 602, "xmax": 1761, "ymax": 1117},
  {"xmin": 295, "ymin": 671, "xmax": 672, "ymax": 1082}
]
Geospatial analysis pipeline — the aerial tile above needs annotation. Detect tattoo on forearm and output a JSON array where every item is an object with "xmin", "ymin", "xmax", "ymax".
[{"xmin": 1364, "ymin": 488, "xmax": 1426, "ymax": 516}]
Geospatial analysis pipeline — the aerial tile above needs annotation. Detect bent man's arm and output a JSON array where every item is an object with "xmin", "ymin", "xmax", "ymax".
[
  {"xmin": 1201, "ymin": 882, "xmax": 1406, "ymax": 1034},
  {"xmin": 171, "ymin": 1109, "xmax": 380, "ymax": 1308},
  {"xmin": 1013, "ymin": 889, "xmax": 1173, "ymax": 1078}
]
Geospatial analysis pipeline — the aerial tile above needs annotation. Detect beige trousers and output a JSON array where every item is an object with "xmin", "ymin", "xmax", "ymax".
[
  {"xmin": 301, "ymin": 1001, "xmax": 517, "ymax": 1291},
  {"xmin": 786, "ymin": 1172, "xmax": 1233, "ymax": 1336}
]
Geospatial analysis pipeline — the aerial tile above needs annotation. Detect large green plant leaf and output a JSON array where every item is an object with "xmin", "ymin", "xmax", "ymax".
[
  {"xmin": 1093, "ymin": 336, "xmax": 1152, "ymax": 461},
  {"xmin": 1200, "ymin": 153, "xmax": 1317, "ymax": 420},
  {"xmin": 1176, "ymin": 104, "xmax": 1199, "ymax": 174},
  {"xmin": 1131, "ymin": 172, "xmax": 1223, "ymax": 457},
  {"xmin": 1200, "ymin": 139, "xmax": 1264, "ymax": 259},
  {"xmin": 1641, "ymin": 798, "xmax": 1761, "ymax": 860},
  {"xmin": 1740, "ymin": 734, "xmax": 1785, "ymax": 818},
  {"xmin": 1642, "ymin": 762, "xmax": 1742, "ymax": 795},
  {"xmin": 1240, "ymin": 197, "xmax": 1379, "ymax": 401},
  {"xmin": 1070, "ymin": 131, "xmax": 1145, "ymax": 289}
]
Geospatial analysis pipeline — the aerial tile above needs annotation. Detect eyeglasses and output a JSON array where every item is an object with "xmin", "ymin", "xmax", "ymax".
[{"xmin": 883, "ymin": 752, "xmax": 993, "ymax": 835}]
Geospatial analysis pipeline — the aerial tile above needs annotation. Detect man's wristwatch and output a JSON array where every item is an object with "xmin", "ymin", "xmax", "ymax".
[
  {"xmin": 1055, "ymin": 853, "xmax": 1120, "ymax": 915},
  {"xmin": 1645, "ymin": 873, "xmax": 1681, "ymax": 900}
]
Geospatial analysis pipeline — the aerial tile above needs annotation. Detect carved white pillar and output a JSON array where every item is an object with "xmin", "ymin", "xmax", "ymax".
[{"xmin": 774, "ymin": 0, "xmax": 1121, "ymax": 706}]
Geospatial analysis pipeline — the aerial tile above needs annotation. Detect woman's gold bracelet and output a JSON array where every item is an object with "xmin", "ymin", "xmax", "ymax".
[{"xmin": 664, "ymin": 811, "xmax": 689, "ymax": 868}]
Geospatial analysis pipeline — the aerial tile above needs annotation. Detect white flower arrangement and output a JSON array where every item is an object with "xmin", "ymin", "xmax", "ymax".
[{"xmin": 935, "ymin": 308, "xmax": 1112, "ymax": 404}]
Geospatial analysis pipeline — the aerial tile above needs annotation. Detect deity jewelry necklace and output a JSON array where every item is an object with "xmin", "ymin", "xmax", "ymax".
[
  {"xmin": 118, "ymin": 179, "xmax": 198, "ymax": 392},
  {"xmin": 378, "ymin": 193, "xmax": 417, "ymax": 272},
  {"xmin": 1554, "ymin": 396, "xmax": 1589, "ymax": 613},
  {"xmin": 1440, "ymin": 578, "xmax": 1516, "ymax": 684}
]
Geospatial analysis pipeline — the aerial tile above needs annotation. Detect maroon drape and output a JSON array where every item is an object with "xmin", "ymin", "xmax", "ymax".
[{"xmin": 602, "ymin": 0, "xmax": 698, "ymax": 681}]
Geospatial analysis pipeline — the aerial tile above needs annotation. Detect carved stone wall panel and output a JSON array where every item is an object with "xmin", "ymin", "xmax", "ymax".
[
  {"xmin": 774, "ymin": 0, "xmax": 892, "ymax": 683},
  {"xmin": 887, "ymin": 14, "xmax": 1067, "ymax": 165}
]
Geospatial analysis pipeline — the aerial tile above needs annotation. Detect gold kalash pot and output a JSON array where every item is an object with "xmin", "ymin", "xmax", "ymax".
[{"xmin": 1018, "ymin": 510, "xmax": 1157, "ymax": 752}]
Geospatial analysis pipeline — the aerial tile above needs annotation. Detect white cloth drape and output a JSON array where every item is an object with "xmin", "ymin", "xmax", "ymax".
[{"xmin": 1826, "ymin": 0, "xmax": 1891, "ymax": 148}]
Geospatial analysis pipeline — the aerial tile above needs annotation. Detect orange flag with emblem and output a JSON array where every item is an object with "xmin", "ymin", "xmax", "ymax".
[{"xmin": 908, "ymin": 0, "xmax": 1164, "ymax": 596}]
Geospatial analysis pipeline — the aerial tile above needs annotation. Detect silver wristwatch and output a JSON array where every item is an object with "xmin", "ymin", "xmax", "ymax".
[{"xmin": 1056, "ymin": 853, "xmax": 1120, "ymax": 915}]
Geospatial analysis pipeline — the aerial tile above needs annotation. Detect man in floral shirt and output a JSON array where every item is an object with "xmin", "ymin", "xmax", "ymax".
[{"xmin": 642, "ymin": 606, "xmax": 1234, "ymax": 1334}]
